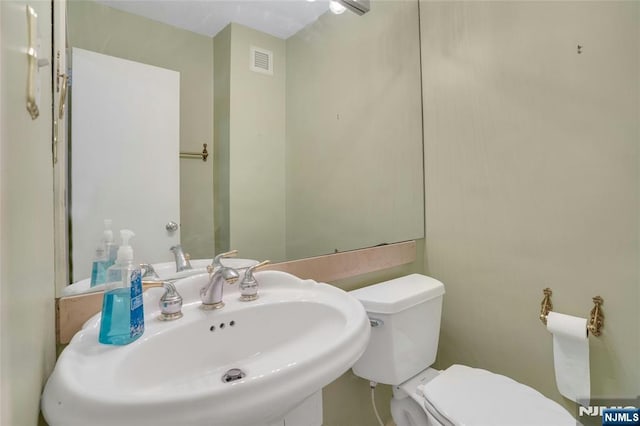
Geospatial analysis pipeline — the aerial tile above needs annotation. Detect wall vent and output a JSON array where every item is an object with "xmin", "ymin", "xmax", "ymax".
[{"xmin": 250, "ymin": 46, "xmax": 273, "ymax": 75}]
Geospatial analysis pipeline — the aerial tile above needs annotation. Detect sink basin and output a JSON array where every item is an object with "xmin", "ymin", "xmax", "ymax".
[{"xmin": 42, "ymin": 271, "xmax": 371, "ymax": 426}]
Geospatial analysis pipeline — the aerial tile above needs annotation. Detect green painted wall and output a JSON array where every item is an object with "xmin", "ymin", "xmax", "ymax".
[
  {"xmin": 285, "ymin": 1, "xmax": 424, "ymax": 260},
  {"xmin": 1, "ymin": 1, "xmax": 56, "ymax": 424},
  {"xmin": 213, "ymin": 25, "xmax": 232, "ymax": 255},
  {"xmin": 421, "ymin": 0, "xmax": 639, "ymax": 419},
  {"xmin": 228, "ymin": 24, "xmax": 287, "ymax": 262}
]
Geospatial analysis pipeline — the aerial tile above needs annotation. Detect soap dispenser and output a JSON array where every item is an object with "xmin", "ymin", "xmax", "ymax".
[
  {"xmin": 103, "ymin": 219, "xmax": 118, "ymax": 267},
  {"xmin": 89, "ymin": 242, "xmax": 107, "ymax": 287},
  {"xmin": 99, "ymin": 230, "xmax": 145, "ymax": 345},
  {"xmin": 90, "ymin": 219, "xmax": 115, "ymax": 287}
]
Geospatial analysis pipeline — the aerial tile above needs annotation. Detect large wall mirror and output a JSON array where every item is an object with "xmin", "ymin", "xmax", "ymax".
[{"xmin": 61, "ymin": 0, "xmax": 424, "ymax": 296}]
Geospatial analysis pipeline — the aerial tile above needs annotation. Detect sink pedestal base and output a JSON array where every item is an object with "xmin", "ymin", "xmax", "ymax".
[{"xmin": 267, "ymin": 391, "xmax": 322, "ymax": 426}]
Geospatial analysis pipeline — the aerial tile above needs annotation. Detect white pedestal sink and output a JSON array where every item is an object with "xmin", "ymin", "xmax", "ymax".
[{"xmin": 43, "ymin": 271, "xmax": 371, "ymax": 426}]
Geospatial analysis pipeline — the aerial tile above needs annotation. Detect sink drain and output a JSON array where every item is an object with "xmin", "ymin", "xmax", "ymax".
[{"xmin": 222, "ymin": 368, "xmax": 246, "ymax": 383}]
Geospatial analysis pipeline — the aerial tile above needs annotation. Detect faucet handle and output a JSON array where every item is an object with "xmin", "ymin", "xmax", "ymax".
[
  {"xmin": 140, "ymin": 263, "xmax": 160, "ymax": 280},
  {"xmin": 212, "ymin": 250, "xmax": 238, "ymax": 268},
  {"xmin": 159, "ymin": 282, "xmax": 183, "ymax": 321},
  {"xmin": 239, "ymin": 260, "xmax": 271, "ymax": 302}
]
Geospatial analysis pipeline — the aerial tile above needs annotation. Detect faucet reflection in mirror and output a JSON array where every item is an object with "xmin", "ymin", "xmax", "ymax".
[{"xmin": 170, "ymin": 244, "xmax": 192, "ymax": 272}]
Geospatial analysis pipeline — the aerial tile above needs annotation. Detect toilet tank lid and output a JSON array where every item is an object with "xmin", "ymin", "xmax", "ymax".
[{"xmin": 349, "ymin": 274, "xmax": 445, "ymax": 314}]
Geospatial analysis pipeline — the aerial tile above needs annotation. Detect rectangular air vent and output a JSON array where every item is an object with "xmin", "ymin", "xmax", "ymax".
[{"xmin": 250, "ymin": 46, "xmax": 273, "ymax": 75}]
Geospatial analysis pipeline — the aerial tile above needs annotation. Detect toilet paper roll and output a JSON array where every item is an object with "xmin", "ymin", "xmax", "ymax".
[{"xmin": 546, "ymin": 311, "xmax": 590, "ymax": 405}]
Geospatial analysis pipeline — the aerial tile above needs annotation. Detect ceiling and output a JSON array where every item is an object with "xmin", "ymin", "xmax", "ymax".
[{"xmin": 96, "ymin": 0, "xmax": 332, "ymax": 39}]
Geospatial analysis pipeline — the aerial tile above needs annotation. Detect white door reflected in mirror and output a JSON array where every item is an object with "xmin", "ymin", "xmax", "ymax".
[{"xmin": 70, "ymin": 48, "xmax": 180, "ymax": 283}]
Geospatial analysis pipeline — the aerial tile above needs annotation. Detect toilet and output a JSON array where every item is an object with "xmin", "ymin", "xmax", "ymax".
[{"xmin": 349, "ymin": 274, "xmax": 576, "ymax": 426}]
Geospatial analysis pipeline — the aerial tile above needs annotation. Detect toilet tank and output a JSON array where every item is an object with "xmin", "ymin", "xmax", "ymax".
[{"xmin": 349, "ymin": 274, "xmax": 445, "ymax": 386}]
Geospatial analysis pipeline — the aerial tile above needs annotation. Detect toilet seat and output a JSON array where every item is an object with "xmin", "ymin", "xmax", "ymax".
[{"xmin": 418, "ymin": 365, "xmax": 576, "ymax": 426}]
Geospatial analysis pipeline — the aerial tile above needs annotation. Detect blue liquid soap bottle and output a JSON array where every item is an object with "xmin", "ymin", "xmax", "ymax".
[
  {"xmin": 103, "ymin": 219, "xmax": 118, "ymax": 267},
  {"xmin": 90, "ymin": 219, "xmax": 116, "ymax": 287},
  {"xmin": 99, "ymin": 229, "xmax": 145, "ymax": 345},
  {"xmin": 89, "ymin": 242, "xmax": 107, "ymax": 287}
]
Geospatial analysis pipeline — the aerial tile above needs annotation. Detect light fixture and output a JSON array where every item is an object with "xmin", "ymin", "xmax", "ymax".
[
  {"xmin": 339, "ymin": 0, "xmax": 370, "ymax": 15},
  {"xmin": 329, "ymin": 0, "xmax": 346, "ymax": 14}
]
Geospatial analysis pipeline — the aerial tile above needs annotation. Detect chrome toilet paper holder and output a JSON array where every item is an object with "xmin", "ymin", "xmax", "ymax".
[{"xmin": 539, "ymin": 288, "xmax": 604, "ymax": 336}]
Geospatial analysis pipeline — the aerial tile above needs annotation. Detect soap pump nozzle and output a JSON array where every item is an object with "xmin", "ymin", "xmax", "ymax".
[
  {"xmin": 103, "ymin": 219, "xmax": 113, "ymax": 244},
  {"xmin": 116, "ymin": 229, "xmax": 135, "ymax": 263}
]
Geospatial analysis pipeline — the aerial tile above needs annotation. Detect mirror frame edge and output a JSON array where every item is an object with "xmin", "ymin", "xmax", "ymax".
[{"xmin": 53, "ymin": 0, "xmax": 70, "ymax": 296}]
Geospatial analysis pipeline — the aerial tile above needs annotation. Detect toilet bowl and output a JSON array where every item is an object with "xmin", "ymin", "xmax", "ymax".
[{"xmin": 349, "ymin": 274, "xmax": 576, "ymax": 426}]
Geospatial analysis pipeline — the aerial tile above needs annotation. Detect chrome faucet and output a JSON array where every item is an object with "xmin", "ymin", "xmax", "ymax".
[
  {"xmin": 170, "ymin": 244, "xmax": 192, "ymax": 272},
  {"xmin": 239, "ymin": 260, "xmax": 271, "ymax": 301},
  {"xmin": 200, "ymin": 250, "xmax": 239, "ymax": 309}
]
